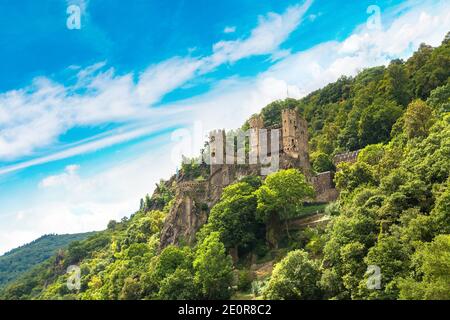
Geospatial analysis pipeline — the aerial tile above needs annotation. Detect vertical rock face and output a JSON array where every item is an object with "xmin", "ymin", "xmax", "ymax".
[
  {"xmin": 159, "ymin": 109, "xmax": 353, "ymax": 250},
  {"xmin": 159, "ymin": 182, "xmax": 209, "ymax": 248}
]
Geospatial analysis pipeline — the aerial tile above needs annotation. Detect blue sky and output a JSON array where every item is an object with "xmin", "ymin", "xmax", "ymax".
[{"xmin": 0, "ymin": 0, "xmax": 449, "ymax": 254}]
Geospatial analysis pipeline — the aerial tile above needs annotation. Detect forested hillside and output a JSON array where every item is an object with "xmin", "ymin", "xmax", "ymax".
[
  {"xmin": 0, "ymin": 233, "xmax": 94, "ymax": 289},
  {"xmin": 1, "ymin": 34, "xmax": 449, "ymax": 300}
]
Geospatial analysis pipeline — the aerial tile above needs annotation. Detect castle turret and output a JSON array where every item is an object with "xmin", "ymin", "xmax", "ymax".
[
  {"xmin": 248, "ymin": 114, "xmax": 264, "ymax": 129},
  {"xmin": 209, "ymin": 129, "xmax": 226, "ymax": 176},
  {"xmin": 281, "ymin": 109, "xmax": 312, "ymax": 175},
  {"xmin": 248, "ymin": 115, "xmax": 264, "ymax": 164}
]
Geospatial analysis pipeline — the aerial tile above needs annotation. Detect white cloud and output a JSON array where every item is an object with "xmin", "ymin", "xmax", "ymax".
[
  {"xmin": 204, "ymin": 0, "xmax": 312, "ymax": 69},
  {"xmin": 224, "ymin": 26, "xmax": 236, "ymax": 34},
  {"xmin": 39, "ymin": 164, "xmax": 81, "ymax": 189},
  {"xmin": 136, "ymin": 57, "xmax": 203, "ymax": 106},
  {"xmin": 263, "ymin": 0, "xmax": 450, "ymax": 96},
  {"xmin": 0, "ymin": 56, "xmax": 204, "ymax": 163}
]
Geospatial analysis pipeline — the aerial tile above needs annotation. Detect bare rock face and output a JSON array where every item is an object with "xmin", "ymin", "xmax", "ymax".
[
  {"xmin": 162, "ymin": 180, "xmax": 210, "ymax": 246},
  {"xmin": 159, "ymin": 187, "xmax": 209, "ymax": 248}
]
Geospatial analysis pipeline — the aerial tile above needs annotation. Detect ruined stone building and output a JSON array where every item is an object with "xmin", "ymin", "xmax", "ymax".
[{"xmin": 160, "ymin": 109, "xmax": 357, "ymax": 248}]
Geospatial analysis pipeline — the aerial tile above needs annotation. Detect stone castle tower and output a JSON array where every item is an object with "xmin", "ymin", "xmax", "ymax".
[
  {"xmin": 281, "ymin": 109, "xmax": 311, "ymax": 175},
  {"xmin": 248, "ymin": 115, "xmax": 265, "ymax": 161},
  {"xmin": 209, "ymin": 129, "xmax": 226, "ymax": 176}
]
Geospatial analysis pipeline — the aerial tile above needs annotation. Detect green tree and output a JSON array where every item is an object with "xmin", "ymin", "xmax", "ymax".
[
  {"xmin": 263, "ymin": 250, "xmax": 321, "ymax": 300},
  {"xmin": 357, "ymin": 236, "xmax": 410, "ymax": 299},
  {"xmin": 311, "ymin": 152, "xmax": 334, "ymax": 173},
  {"xmin": 403, "ymin": 99, "xmax": 434, "ymax": 139},
  {"xmin": 357, "ymin": 144, "xmax": 384, "ymax": 166},
  {"xmin": 427, "ymin": 82, "xmax": 450, "ymax": 114},
  {"xmin": 335, "ymin": 162, "xmax": 376, "ymax": 193},
  {"xmin": 358, "ymin": 99, "xmax": 403, "ymax": 145},
  {"xmin": 193, "ymin": 232, "xmax": 233, "ymax": 300},
  {"xmin": 429, "ymin": 178, "xmax": 450, "ymax": 235},
  {"xmin": 119, "ymin": 277, "xmax": 142, "ymax": 300},
  {"xmin": 398, "ymin": 235, "xmax": 450, "ymax": 299},
  {"xmin": 153, "ymin": 246, "xmax": 193, "ymax": 283},
  {"xmin": 255, "ymin": 169, "xmax": 315, "ymax": 248},
  {"xmin": 144, "ymin": 194, "xmax": 151, "ymax": 211},
  {"xmin": 158, "ymin": 268, "xmax": 199, "ymax": 300},
  {"xmin": 380, "ymin": 59, "xmax": 411, "ymax": 107},
  {"xmin": 207, "ymin": 180, "xmax": 260, "ymax": 260},
  {"xmin": 260, "ymin": 98, "xmax": 298, "ymax": 127}
]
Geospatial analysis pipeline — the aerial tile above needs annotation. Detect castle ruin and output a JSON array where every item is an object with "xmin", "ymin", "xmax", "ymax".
[{"xmin": 160, "ymin": 109, "xmax": 356, "ymax": 248}]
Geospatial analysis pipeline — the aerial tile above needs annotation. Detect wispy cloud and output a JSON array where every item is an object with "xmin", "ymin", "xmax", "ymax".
[
  {"xmin": 0, "ymin": 120, "xmax": 180, "ymax": 175},
  {"xmin": 39, "ymin": 164, "xmax": 80, "ymax": 188},
  {"xmin": 204, "ymin": 0, "xmax": 312, "ymax": 69},
  {"xmin": 223, "ymin": 26, "xmax": 236, "ymax": 34}
]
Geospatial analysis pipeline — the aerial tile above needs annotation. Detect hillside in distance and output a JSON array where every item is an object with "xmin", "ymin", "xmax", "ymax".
[{"xmin": 0, "ymin": 233, "xmax": 94, "ymax": 289}]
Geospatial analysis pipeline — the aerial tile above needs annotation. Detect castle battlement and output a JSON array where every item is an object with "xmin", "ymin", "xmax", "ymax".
[{"xmin": 333, "ymin": 150, "xmax": 360, "ymax": 166}]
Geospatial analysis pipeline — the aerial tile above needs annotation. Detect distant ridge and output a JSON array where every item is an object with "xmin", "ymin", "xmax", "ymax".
[{"xmin": 0, "ymin": 232, "xmax": 94, "ymax": 288}]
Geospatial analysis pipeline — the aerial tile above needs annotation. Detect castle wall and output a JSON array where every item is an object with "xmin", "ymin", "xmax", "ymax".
[
  {"xmin": 248, "ymin": 114, "xmax": 264, "ymax": 129},
  {"xmin": 311, "ymin": 171, "xmax": 338, "ymax": 202},
  {"xmin": 209, "ymin": 130, "xmax": 226, "ymax": 176},
  {"xmin": 333, "ymin": 150, "xmax": 360, "ymax": 168}
]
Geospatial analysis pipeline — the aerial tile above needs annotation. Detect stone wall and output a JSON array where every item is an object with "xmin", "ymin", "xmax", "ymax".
[
  {"xmin": 333, "ymin": 150, "xmax": 360, "ymax": 167},
  {"xmin": 311, "ymin": 171, "xmax": 338, "ymax": 202}
]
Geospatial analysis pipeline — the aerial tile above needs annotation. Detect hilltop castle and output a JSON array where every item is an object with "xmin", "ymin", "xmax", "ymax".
[{"xmin": 160, "ymin": 109, "xmax": 358, "ymax": 248}]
